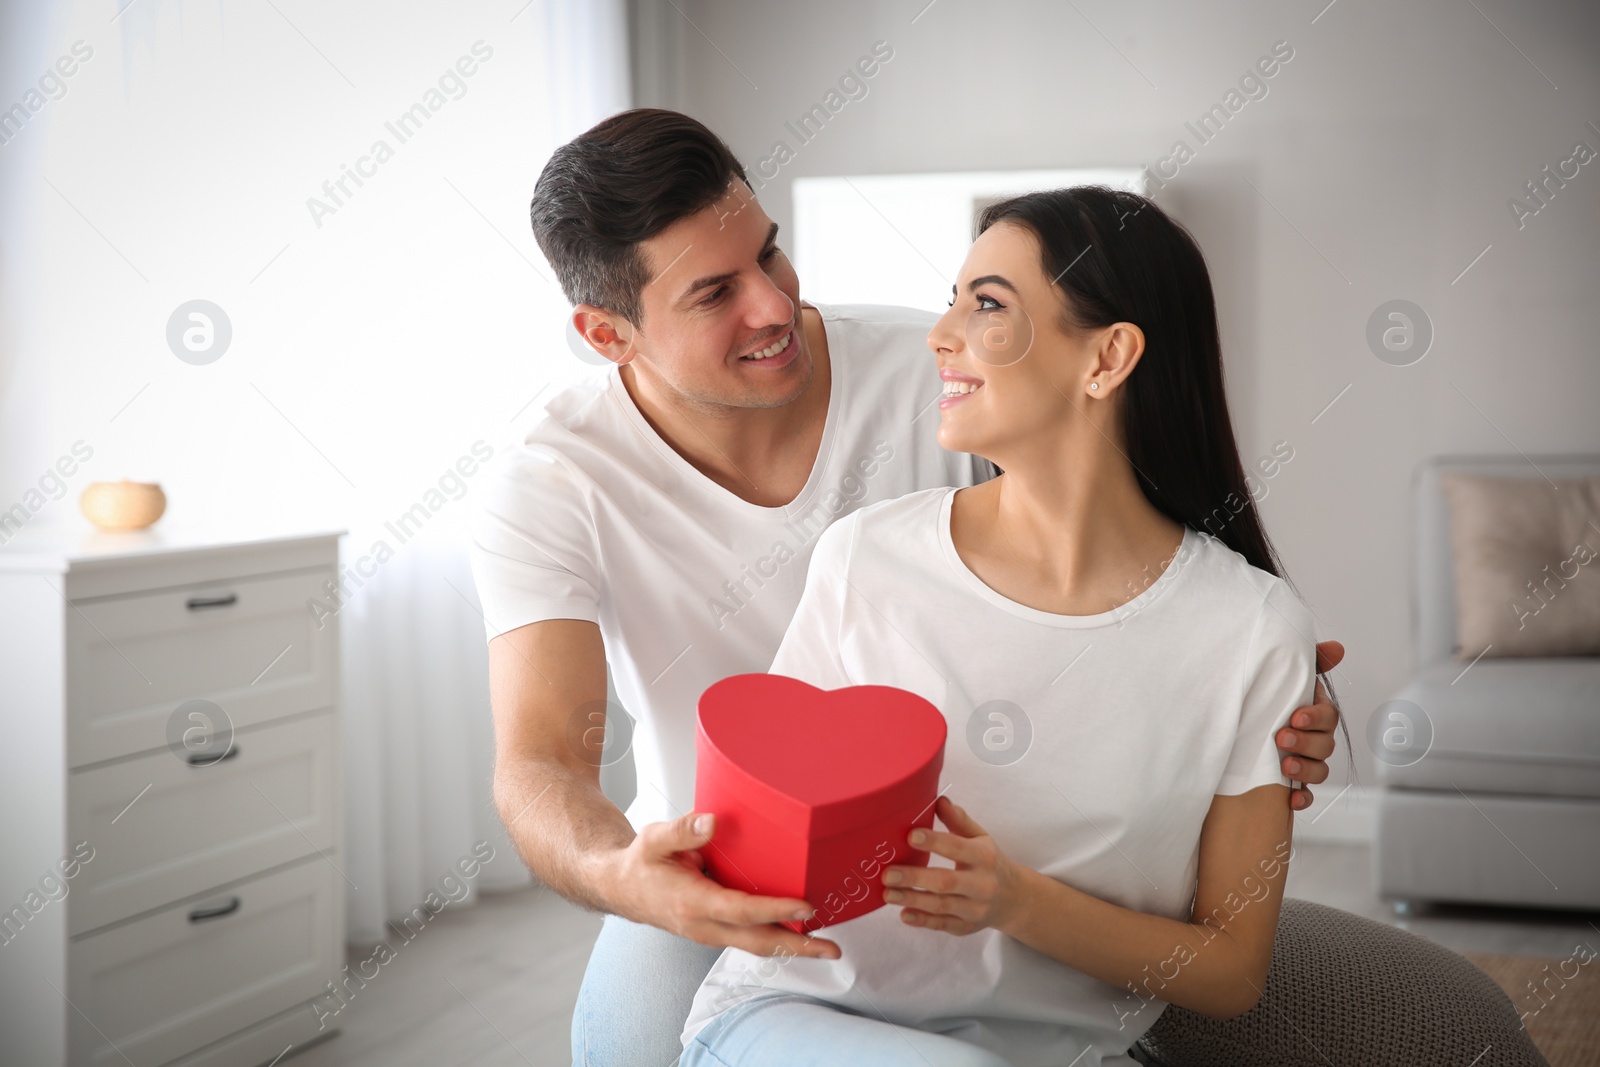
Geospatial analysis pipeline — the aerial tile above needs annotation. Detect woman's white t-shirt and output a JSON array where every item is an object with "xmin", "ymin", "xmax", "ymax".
[
  {"xmin": 681, "ymin": 487, "xmax": 1316, "ymax": 1067},
  {"xmin": 468, "ymin": 304, "xmax": 993, "ymax": 830}
]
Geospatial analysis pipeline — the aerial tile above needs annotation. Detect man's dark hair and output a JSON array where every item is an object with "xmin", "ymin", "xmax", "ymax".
[{"xmin": 530, "ymin": 108, "xmax": 749, "ymax": 325}]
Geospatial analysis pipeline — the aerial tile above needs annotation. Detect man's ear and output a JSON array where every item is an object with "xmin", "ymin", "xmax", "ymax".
[
  {"xmin": 1084, "ymin": 322, "xmax": 1146, "ymax": 397},
  {"xmin": 572, "ymin": 305, "xmax": 639, "ymax": 365}
]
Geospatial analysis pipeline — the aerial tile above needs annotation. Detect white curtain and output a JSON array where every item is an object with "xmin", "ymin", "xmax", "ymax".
[
  {"xmin": 14, "ymin": 0, "xmax": 632, "ymax": 946},
  {"xmin": 335, "ymin": 1, "xmax": 633, "ymax": 943},
  {"xmin": 338, "ymin": 523, "xmax": 523, "ymax": 939}
]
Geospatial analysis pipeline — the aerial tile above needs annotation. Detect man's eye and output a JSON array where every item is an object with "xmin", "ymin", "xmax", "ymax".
[{"xmin": 702, "ymin": 285, "xmax": 728, "ymax": 306}]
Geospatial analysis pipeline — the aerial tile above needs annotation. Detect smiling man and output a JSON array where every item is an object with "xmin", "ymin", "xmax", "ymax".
[{"xmin": 468, "ymin": 109, "xmax": 1344, "ymax": 1066}]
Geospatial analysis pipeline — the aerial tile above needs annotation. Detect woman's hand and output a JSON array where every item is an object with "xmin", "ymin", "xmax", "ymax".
[{"xmin": 881, "ymin": 795, "xmax": 1027, "ymax": 936}]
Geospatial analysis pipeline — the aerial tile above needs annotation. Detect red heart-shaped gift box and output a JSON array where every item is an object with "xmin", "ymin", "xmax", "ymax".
[{"xmin": 694, "ymin": 673, "xmax": 946, "ymax": 932}]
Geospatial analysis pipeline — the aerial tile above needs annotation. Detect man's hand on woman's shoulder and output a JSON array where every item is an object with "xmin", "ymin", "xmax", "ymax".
[{"xmin": 1278, "ymin": 640, "xmax": 1345, "ymax": 811}]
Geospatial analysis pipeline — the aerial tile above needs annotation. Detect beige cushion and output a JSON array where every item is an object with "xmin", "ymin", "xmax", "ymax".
[{"xmin": 1440, "ymin": 473, "xmax": 1600, "ymax": 659}]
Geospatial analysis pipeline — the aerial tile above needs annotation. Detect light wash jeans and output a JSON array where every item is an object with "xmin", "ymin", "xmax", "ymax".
[
  {"xmin": 680, "ymin": 993, "xmax": 1016, "ymax": 1067},
  {"xmin": 571, "ymin": 914, "xmax": 1015, "ymax": 1066},
  {"xmin": 570, "ymin": 913, "xmax": 722, "ymax": 1067}
]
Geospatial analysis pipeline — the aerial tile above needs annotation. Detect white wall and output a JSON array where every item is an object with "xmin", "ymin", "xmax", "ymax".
[
  {"xmin": 0, "ymin": 0, "xmax": 587, "ymax": 541},
  {"xmin": 631, "ymin": 0, "xmax": 1600, "ymax": 830}
]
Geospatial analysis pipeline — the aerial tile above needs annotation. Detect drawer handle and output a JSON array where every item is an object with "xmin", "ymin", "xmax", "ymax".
[
  {"xmin": 188, "ymin": 896, "xmax": 241, "ymax": 923},
  {"xmin": 186, "ymin": 593, "xmax": 238, "ymax": 610},
  {"xmin": 188, "ymin": 744, "xmax": 239, "ymax": 766}
]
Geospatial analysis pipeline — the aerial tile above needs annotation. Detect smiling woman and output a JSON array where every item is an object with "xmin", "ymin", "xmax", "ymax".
[{"xmin": 678, "ymin": 186, "xmax": 1342, "ymax": 1066}]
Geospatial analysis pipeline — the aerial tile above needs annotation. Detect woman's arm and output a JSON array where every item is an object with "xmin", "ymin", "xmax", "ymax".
[{"xmin": 884, "ymin": 785, "xmax": 1292, "ymax": 1020}]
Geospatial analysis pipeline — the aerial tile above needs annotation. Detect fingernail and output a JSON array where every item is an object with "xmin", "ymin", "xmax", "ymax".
[
  {"xmin": 883, "ymin": 869, "xmax": 902, "ymax": 885},
  {"xmin": 1294, "ymin": 714, "xmax": 1309, "ymax": 729},
  {"xmin": 792, "ymin": 907, "xmax": 814, "ymax": 921},
  {"xmin": 1287, "ymin": 759, "xmax": 1301, "ymax": 775},
  {"xmin": 910, "ymin": 830, "xmax": 927, "ymax": 847},
  {"xmin": 884, "ymin": 889, "xmax": 902, "ymax": 903},
  {"xmin": 693, "ymin": 814, "xmax": 712, "ymax": 836},
  {"xmin": 1281, "ymin": 731, "xmax": 1296, "ymax": 746}
]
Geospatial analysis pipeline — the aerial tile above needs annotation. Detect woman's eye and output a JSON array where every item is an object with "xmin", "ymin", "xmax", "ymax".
[
  {"xmin": 760, "ymin": 246, "xmax": 781, "ymax": 263},
  {"xmin": 976, "ymin": 294, "xmax": 1003, "ymax": 310}
]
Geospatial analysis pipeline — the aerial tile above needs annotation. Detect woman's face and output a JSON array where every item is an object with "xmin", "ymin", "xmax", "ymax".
[{"xmin": 928, "ymin": 221, "xmax": 1098, "ymax": 464}]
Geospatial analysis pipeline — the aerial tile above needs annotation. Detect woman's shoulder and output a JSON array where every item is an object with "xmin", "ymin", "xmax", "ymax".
[{"xmin": 1180, "ymin": 531, "xmax": 1314, "ymax": 640}]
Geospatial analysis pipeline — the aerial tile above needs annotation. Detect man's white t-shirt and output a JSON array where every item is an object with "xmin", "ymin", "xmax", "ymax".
[
  {"xmin": 469, "ymin": 303, "xmax": 993, "ymax": 829},
  {"xmin": 681, "ymin": 487, "xmax": 1316, "ymax": 1067}
]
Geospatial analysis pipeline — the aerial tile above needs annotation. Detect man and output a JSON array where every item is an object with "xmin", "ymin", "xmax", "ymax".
[{"xmin": 469, "ymin": 109, "xmax": 1346, "ymax": 1065}]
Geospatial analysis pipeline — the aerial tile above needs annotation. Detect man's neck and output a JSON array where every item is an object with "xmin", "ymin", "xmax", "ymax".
[{"xmin": 617, "ymin": 305, "xmax": 833, "ymax": 508}]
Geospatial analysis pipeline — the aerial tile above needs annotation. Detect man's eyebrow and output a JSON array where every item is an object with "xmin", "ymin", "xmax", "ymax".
[{"xmin": 679, "ymin": 223, "xmax": 781, "ymax": 302}]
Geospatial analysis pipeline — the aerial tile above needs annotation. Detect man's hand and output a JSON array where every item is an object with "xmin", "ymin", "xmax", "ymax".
[
  {"xmin": 489, "ymin": 620, "xmax": 835, "ymax": 959},
  {"xmin": 599, "ymin": 811, "xmax": 841, "ymax": 960},
  {"xmin": 1279, "ymin": 640, "xmax": 1345, "ymax": 812}
]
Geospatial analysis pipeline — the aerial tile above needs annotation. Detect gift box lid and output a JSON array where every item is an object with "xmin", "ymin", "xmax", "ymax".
[{"xmin": 695, "ymin": 673, "xmax": 946, "ymax": 838}]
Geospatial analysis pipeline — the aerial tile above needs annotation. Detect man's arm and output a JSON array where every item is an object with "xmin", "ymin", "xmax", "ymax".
[
  {"xmin": 487, "ymin": 618, "xmax": 840, "ymax": 958},
  {"xmin": 1278, "ymin": 640, "xmax": 1346, "ymax": 811}
]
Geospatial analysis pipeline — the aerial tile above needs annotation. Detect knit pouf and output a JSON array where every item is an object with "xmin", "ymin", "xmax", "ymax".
[{"xmin": 1134, "ymin": 898, "xmax": 1550, "ymax": 1067}]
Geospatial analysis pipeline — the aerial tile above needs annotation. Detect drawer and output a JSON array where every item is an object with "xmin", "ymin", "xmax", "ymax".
[
  {"xmin": 68, "ymin": 858, "xmax": 340, "ymax": 1067},
  {"xmin": 67, "ymin": 568, "xmax": 337, "ymax": 766},
  {"xmin": 69, "ymin": 712, "xmax": 339, "ymax": 936}
]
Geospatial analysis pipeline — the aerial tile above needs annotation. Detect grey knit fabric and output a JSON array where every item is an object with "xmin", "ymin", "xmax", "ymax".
[{"xmin": 1133, "ymin": 898, "xmax": 1550, "ymax": 1067}]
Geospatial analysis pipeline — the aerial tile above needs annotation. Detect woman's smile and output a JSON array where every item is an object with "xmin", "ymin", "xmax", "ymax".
[{"xmin": 939, "ymin": 366, "xmax": 985, "ymax": 409}]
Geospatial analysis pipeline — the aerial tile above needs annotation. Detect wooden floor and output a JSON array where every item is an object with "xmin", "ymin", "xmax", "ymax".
[{"xmin": 281, "ymin": 842, "xmax": 1599, "ymax": 1067}]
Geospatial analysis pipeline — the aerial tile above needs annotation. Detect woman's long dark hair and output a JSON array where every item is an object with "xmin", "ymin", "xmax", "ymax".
[{"xmin": 978, "ymin": 186, "xmax": 1352, "ymax": 775}]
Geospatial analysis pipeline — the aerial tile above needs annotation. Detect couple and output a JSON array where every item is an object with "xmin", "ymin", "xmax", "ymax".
[{"xmin": 469, "ymin": 109, "xmax": 1348, "ymax": 1066}]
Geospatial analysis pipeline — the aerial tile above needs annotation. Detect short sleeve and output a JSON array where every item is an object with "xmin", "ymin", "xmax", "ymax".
[
  {"xmin": 467, "ymin": 444, "xmax": 602, "ymax": 640},
  {"xmin": 1216, "ymin": 579, "xmax": 1317, "ymax": 796},
  {"xmin": 767, "ymin": 514, "xmax": 858, "ymax": 690}
]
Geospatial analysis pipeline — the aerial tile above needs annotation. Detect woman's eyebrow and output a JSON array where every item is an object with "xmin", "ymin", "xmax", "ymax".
[{"xmin": 966, "ymin": 274, "xmax": 1020, "ymax": 294}]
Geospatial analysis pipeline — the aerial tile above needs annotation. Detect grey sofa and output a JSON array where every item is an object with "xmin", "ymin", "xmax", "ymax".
[{"xmin": 1375, "ymin": 454, "xmax": 1600, "ymax": 911}]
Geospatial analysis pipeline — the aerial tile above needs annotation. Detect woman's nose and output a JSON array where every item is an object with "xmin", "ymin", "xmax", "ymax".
[{"xmin": 927, "ymin": 305, "xmax": 963, "ymax": 355}]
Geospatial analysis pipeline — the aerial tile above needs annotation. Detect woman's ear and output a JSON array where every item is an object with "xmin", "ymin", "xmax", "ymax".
[{"xmin": 1083, "ymin": 322, "xmax": 1145, "ymax": 398}]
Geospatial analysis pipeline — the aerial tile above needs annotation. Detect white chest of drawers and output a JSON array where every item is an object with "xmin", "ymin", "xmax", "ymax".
[{"xmin": 0, "ymin": 525, "xmax": 345, "ymax": 1067}]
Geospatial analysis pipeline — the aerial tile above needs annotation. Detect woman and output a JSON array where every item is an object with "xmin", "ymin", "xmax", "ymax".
[{"xmin": 679, "ymin": 186, "xmax": 1337, "ymax": 1067}]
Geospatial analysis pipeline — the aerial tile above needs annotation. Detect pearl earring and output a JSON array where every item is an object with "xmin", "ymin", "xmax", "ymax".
[{"xmin": 1089, "ymin": 382, "xmax": 1100, "ymax": 391}]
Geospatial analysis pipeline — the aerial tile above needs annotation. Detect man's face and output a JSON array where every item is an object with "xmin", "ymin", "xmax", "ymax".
[{"xmin": 620, "ymin": 180, "xmax": 812, "ymax": 413}]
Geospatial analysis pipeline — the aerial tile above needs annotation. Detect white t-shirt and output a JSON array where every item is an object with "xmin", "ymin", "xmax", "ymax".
[
  {"xmin": 468, "ymin": 304, "xmax": 993, "ymax": 829},
  {"xmin": 682, "ymin": 487, "xmax": 1316, "ymax": 1067}
]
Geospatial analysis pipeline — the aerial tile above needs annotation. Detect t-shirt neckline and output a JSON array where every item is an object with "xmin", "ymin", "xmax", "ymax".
[
  {"xmin": 936, "ymin": 486, "xmax": 1197, "ymax": 629},
  {"xmin": 604, "ymin": 302, "xmax": 843, "ymax": 517}
]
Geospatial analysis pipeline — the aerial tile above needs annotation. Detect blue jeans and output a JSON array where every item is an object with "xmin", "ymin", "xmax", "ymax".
[
  {"xmin": 570, "ymin": 913, "xmax": 723, "ymax": 1067},
  {"xmin": 570, "ymin": 915, "xmax": 1014, "ymax": 1066},
  {"xmin": 681, "ymin": 993, "xmax": 1015, "ymax": 1067}
]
